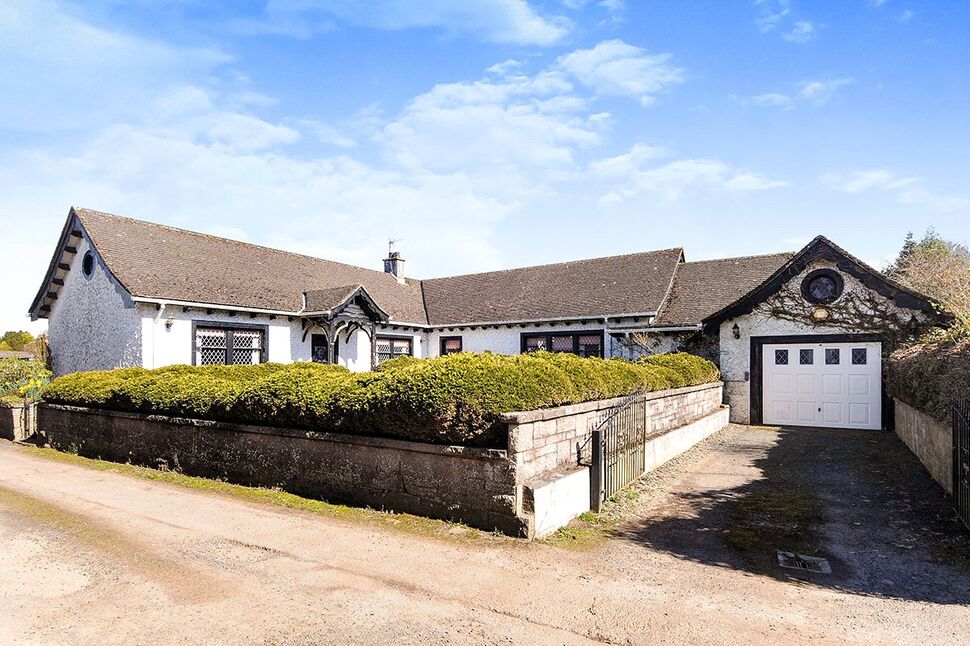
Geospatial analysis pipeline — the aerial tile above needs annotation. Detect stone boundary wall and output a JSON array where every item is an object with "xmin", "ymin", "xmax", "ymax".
[
  {"xmin": 894, "ymin": 399, "xmax": 952, "ymax": 495},
  {"xmin": 38, "ymin": 404, "xmax": 526, "ymax": 536},
  {"xmin": 0, "ymin": 402, "xmax": 36, "ymax": 442},
  {"xmin": 502, "ymin": 383, "xmax": 724, "ymax": 482},
  {"xmin": 37, "ymin": 381, "xmax": 725, "ymax": 538}
]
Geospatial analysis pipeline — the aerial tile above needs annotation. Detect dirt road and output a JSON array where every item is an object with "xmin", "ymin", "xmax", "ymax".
[{"xmin": 2, "ymin": 427, "xmax": 969, "ymax": 645}]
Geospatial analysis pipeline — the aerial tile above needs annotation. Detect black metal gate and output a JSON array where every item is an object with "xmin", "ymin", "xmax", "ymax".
[
  {"xmin": 589, "ymin": 393, "xmax": 648, "ymax": 511},
  {"xmin": 954, "ymin": 401, "xmax": 970, "ymax": 530}
]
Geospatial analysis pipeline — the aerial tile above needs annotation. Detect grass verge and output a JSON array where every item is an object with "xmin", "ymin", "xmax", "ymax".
[{"xmin": 15, "ymin": 444, "xmax": 509, "ymax": 547}]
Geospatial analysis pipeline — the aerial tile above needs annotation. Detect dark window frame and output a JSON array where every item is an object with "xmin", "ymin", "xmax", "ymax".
[
  {"xmin": 310, "ymin": 333, "xmax": 339, "ymax": 364},
  {"xmin": 775, "ymin": 349, "xmax": 789, "ymax": 365},
  {"xmin": 800, "ymin": 268, "xmax": 845, "ymax": 305},
  {"xmin": 81, "ymin": 251, "xmax": 95, "ymax": 278},
  {"xmin": 191, "ymin": 320, "xmax": 269, "ymax": 366},
  {"xmin": 825, "ymin": 348, "xmax": 841, "ymax": 365},
  {"xmin": 439, "ymin": 336, "xmax": 463, "ymax": 355},
  {"xmin": 375, "ymin": 334, "xmax": 414, "ymax": 364},
  {"xmin": 519, "ymin": 330, "xmax": 605, "ymax": 358}
]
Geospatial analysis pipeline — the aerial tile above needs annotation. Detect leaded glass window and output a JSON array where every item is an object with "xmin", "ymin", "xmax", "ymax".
[
  {"xmin": 376, "ymin": 336, "xmax": 412, "ymax": 364},
  {"xmin": 799, "ymin": 349, "xmax": 814, "ymax": 365},
  {"xmin": 195, "ymin": 326, "xmax": 265, "ymax": 366},
  {"xmin": 775, "ymin": 349, "xmax": 789, "ymax": 365},
  {"xmin": 852, "ymin": 348, "xmax": 867, "ymax": 365},
  {"xmin": 825, "ymin": 349, "xmax": 840, "ymax": 365}
]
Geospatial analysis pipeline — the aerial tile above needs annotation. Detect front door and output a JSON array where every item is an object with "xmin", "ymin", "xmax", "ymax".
[{"xmin": 762, "ymin": 340, "xmax": 882, "ymax": 430}]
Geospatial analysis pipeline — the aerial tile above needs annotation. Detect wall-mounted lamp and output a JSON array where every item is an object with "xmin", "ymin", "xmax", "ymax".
[
  {"xmin": 165, "ymin": 318, "xmax": 175, "ymax": 331},
  {"xmin": 732, "ymin": 323, "xmax": 740, "ymax": 339},
  {"xmin": 810, "ymin": 307, "xmax": 831, "ymax": 323}
]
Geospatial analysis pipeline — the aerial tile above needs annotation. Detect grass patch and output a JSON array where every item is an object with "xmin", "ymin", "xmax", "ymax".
[
  {"xmin": 724, "ymin": 487, "xmax": 823, "ymax": 555},
  {"xmin": 540, "ymin": 489, "xmax": 641, "ymax": 550},
  {"xmin": 15, "ymin": 444, "xmax": 509, "ymax": 547}
]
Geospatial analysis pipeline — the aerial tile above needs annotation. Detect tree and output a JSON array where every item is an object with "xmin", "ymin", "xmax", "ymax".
[
  {"xmin": 887, "ymin": 228, "xmax": 970, "ymax": 328},
  {"xmin": 0, "ymin": 331, "xmax": 33, "ymax": 351}
]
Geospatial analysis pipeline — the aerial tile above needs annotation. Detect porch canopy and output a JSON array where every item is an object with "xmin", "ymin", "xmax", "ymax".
[{"xmin": 300, "ymin": 284, "xmax": 390, "ymax": 368}]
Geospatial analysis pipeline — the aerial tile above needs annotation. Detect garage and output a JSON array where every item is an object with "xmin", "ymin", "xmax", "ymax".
[{"xmin": 761, "ymin": 340, "xmax": 882, "ymax": 430}]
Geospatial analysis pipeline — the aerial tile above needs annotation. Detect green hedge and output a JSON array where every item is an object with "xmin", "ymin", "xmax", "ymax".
[
  {"xmin": 887, "ymin": 331, "xmax": 970, "ymax": 421},
  {"xmin": 43, "ymin": 352, "xmax": 719, "ymax": 447},
  {"xmin": 0, "ymin": 358, "xmax": 52, "ymax": 403}
]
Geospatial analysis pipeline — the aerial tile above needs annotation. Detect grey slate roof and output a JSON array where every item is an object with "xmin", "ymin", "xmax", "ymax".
[
  {"xmin": 37, "ymin": 208, "xmax": 799, "ymax": 328},
  {"xmin": 75, "ymin": 209, "xmax": 428, "ymax": 323},
  {"xmin": 654, "ymin": 253, "xmax": 794, "ymax": 326},
  {"xmin": 303, "ymin": 285, "xmax": 364, "ymax": 313},
  {"xmin": 421, "ymin": 249, "xmax": 684, "ymax": 325}
]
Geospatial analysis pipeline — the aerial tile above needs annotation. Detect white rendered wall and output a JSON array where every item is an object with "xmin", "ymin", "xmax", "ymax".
[
  {"xmin": 47, "ymin": 234, "xmax": 142, "ymax": 376},
  {"xmin": 718, "ymin": 260, "xmax": 927, "ymax": 424},
  {"xmin": 141, "ymin": 307, "xmax": 299, "ymax": 368},
  {"xmin": 427, "ymin": 322, "xmax": 609, "ymax": 358}
]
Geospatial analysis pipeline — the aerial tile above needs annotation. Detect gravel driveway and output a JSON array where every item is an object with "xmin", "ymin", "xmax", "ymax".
[{"xmin": 2, "ymin": 425, "xmax": 969, "ymax": 645}]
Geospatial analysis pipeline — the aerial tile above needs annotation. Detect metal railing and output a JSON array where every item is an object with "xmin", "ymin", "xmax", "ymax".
[
  {"xmin": 954, "ymin": 401, "xmax": 970, "ymax": 530},
  {"xmin": 589, "ymin": 392, "xmax": 649, "ymax": 511}
]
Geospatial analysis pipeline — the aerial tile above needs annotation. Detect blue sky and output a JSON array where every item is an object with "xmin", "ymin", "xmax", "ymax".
[{"xmin": 1, "ymin": 0, "xmax": 968, "ymax": 333}]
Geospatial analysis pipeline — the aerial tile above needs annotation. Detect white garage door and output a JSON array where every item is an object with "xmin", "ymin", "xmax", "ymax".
[{"xmin": 762, "ymin": 341, "xmax": 882, "ymax": 430}]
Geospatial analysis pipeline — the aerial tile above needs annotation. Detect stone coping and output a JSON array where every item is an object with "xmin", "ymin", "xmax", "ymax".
[
  {"xmin": 40, "ymin": 404, "xmax": 508, "ymax": 462},
  {"xmin": 498, "ymin": 382, "xmax": 724, "ymax": 424}
]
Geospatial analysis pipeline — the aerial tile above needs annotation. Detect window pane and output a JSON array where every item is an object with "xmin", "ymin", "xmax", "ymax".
[
  {"xmin": 196, "ymin": 328, "xmax": 227, "ymax": 365},
  {"xmin": 197, "ymin": 329, "xmax": 226, "ymax": 349},
  {"xmin": 442, "ymin": 338, "xmax": 462, "ymax": 354},
  {"xmin": 230, "ymin": 330, "xmax": 263, "ymax": 365},
  {"xmin": 551, "ymin": 335, "xmax": 573, "ymax": 353},
  {"xmin": 376, "ymin": 338, "xmax": 393, "ymax": 364},
  {"xmin": 825, "ymin": 349, "xmax": 840, "ymax": 365},
  {"xmin": 852, "ymin": 348, "xmax": 867, "ymax": 365},
  {"xmin": 524, "ymin": 336, "xmax": 546, "ymax": 352},
  {"xmin": 578, "ymin": 335, "xmax": 601, "ymax": 358},
  {"xmin": 775, "ymin": 349, "xmax": 789, "ymax": 365},
  {"xmin": 799, "ymin": 349, "xmax": 814, "ymax": 365}
]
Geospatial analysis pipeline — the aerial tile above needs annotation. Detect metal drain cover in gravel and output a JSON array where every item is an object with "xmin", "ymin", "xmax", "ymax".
[{"xmin": 777, "ymin": 551, "xmax": 832, "ymax": 574}]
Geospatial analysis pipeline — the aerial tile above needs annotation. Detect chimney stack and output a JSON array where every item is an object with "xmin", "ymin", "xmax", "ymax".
[{"xmin": 384, "ymin": 250, "xmax": 405, "ymax": 283}]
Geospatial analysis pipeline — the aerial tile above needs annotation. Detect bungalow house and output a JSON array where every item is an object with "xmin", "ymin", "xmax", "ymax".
[{"xmin": 30, "ymin": 207, "xmax": 941, "ymax": 430}]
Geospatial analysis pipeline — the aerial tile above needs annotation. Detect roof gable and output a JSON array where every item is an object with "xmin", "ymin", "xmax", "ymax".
[
  {"xmin": 54, "ymin": 208, "xmax": 429, "ymax": 323},
  {"xmin": 303, "ymin": 284, "xmax": 389, "ymax": 322},
  {"xmin": 653, "ymin": 252, "xmax": 794, "ymax": 327},
  {"xmin": 701, "ymin": 235, "xmax": 941, "ymax": 331}
]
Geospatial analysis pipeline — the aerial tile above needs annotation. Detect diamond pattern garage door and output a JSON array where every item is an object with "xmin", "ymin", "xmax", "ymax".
[{"xmin": 762, "ymin": 341, "xmax": 882, "ymax": 430}]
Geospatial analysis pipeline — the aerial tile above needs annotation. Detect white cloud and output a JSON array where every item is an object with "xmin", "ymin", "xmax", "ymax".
[
  {"xmin": 869, "ymin": 0, "xmax": 889, "ymax": 7},
  {"xmin": 797, "ymin": 78, "xmax": 855, "ymax": 104},
  {"xmin": 753, "ymin": 0, "xmax": 816, "ymax": 43},
  {"xmin": 380, "ymin": 40, "xmax": 682, "ymax": 172},
  {"xmin": 743, "ymin": 93, "xmax": 794, "ymax": 108},
  {"xmin": 555, "ymin": 40, "xmax": 684, "ymax": 106},
  {"xmin": 238, "ymin": 0, "xmax": 571, "ymax": 46},
  {"xmin": 741, "ymin": 78, "xmax": 853, "ymax": 108},
  {"xmin": 783, "ymin": 21, "xmax": 815, "ymax": 43},
  {"xmin": 0, "ymin": 0, "xmax": 230, "ymax": 133},
  {"xmin": 754, "ymin": 0, "xmax": 790, "ymax": 32},
  {"xmin": 823, "ymin": 169, "xmax": 969, "ymax": 213},
  {"xmin": 897, "ymin": 9, "xmax": 915, "ymax": 22},
  {"xmin": 588, "ymin": 147, "xmax": 790, "ymax": 202}
]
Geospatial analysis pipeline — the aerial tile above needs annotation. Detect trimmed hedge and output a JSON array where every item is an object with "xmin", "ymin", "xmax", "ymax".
[
  {"xmin": 43, "ymin": 352, "xmax": 720, "ymax": 447},
  {"xmin": 888, "ymin": 331, "xmax": 970, "ymax": 421}
]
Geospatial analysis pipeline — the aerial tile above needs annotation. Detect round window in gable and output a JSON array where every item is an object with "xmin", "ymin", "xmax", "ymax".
[
  {"xmin": 82, "ymin": 251, "xmax": 95, "ymax": 278},
  {"xmin": 800, "ymin": 268, "xmax": 844, "ymax": 305}
]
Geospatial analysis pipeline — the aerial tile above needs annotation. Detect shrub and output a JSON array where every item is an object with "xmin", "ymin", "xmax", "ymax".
[
  {"xmin": 43, "ymin": 352, "xmax": 720, "ymax": 447},
  {"xmin": 0, "ymin": 358, "xmax": 52, "ymax": 403},
  {"xmin": 887, "ymin": 330, "xmax": 970, "ymax": 421}
]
